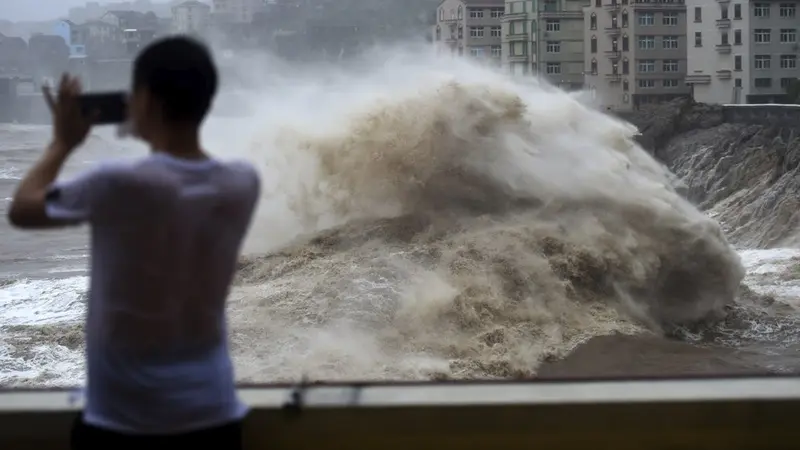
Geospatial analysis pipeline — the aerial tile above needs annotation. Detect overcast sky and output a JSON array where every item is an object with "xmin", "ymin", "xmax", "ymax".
[{"xmin": 0, "ymin": 0, "xmax": 93, "ymax": 22}]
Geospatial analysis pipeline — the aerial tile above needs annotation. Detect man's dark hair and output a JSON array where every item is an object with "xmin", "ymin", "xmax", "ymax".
[{"xmin": 133, "ymin": 36, "xmax": 218, "ymax": 125}]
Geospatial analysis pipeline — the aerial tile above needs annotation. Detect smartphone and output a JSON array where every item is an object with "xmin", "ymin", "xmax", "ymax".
[{"xmin": 78, "ymin": 92, "xmax": 128, "ymax": 125}]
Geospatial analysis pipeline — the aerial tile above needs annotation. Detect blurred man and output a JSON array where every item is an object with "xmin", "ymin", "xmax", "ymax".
[{"xmin": 8, "ymin": 36, "xmax": 259, "ymax": 449}]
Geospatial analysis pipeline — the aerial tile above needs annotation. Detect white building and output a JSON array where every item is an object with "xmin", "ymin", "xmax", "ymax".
[
  {"xmin": 172, "ymin": 0, "xmax": 212, "ymax": 34},
  {"xmin": 212, "ymin": 0, "xmax": 263, "ymax": 23},
  {"xmin": 687, "ymin": 0, "xmax": 799, "ymax": 104}
]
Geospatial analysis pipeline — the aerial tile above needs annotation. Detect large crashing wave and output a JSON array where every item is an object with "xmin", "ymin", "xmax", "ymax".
[{"xmin": 226, "ymin": 53, "xmax": 744, "ymax": 381}]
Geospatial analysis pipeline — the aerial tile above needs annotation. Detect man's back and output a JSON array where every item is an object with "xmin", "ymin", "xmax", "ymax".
[{"xmin": 55, "ymin": 152, "xmax": 259, "ymax": 433}]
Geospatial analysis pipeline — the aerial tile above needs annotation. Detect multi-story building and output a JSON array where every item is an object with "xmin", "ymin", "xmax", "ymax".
[
  {"xmin": 583, "ymin": 0, "xmax": 690, "ymax": 111},
  {"xmin": 433, "ymin": 0, "xmax": 505, "ymax": 63},
  {"xmin": 687, "ymin": 0, "xmax": 799, "ymax": 104},
  {"xmin": 212, "ymin": 0, "xmax": 263, "ymax": 23},
  {"xmin": 172, "ymin": 1, "xmax": 212, "ymax": 35},
  {"xmin": 502, "ymin": 0, "xmax": 587, "ymax": 90}
]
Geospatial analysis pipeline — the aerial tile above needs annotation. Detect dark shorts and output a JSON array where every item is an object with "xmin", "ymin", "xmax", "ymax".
[{"xmin": 70, "ymin": 414, "xmax": 244, "ymax": 450}]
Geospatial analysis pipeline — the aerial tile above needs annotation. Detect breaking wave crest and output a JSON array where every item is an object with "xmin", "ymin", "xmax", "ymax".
[{"xmin": 226, "ymin": 52, "xmax": 744, "ymax": 380}]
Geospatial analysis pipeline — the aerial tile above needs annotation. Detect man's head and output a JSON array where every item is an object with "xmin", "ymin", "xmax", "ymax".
[{"xmin": 129, "ymin": 36, "xmax": 218, "ymax": 143}]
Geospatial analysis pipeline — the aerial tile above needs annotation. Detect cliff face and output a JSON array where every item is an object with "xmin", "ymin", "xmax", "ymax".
[{"xmin": 627, "ymin": 100, "xmax": 800, "ymax": 249}]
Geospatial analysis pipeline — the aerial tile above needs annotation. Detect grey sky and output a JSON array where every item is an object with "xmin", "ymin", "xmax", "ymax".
[{"xmin": 0, "ymin": 0, "xmax": 88, "ymax": 22}]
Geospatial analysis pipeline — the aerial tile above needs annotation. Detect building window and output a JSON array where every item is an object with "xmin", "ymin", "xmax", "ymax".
[
  {"xmin": 638, "ymin": 12, "xmax": 654, "ymax": 26},
  {"xmin": 754, "ymin": 29, "xmax": 771, "ymax": 43},
  {"xmin": 663, "ymin": 60, "xmax": 679, "ymax": 72},
  {"xmin": 490, "ymin": 26, "xmax": 501, "ymax": 37},
  {"xmin": 734, "ymin": 29, "xmax": 742, "ymax": 45},
  {"xmin": 638, "ymin": 59, "xmax": 655, "ymax": 72},
  {"xmin": 782, "ymin": 77, "xmax": 795, "ymax": 88},
  {"xmin": 510, "ymin": 20, "xmax": 526, "ymax": 35},
  {"xmin": 780, "ymin": 54, "xmax": 797, "ymax": 69},
  {"xmin": 721, "ymin": 31, "xmax": 729, "ymax": 45},
  {"xmin": 469, "ymin": 8, "xmax": 484, "ymax": 18},
  {"xmin": 638, "ymin": 36, "xmax": 655, "ymax": 49},
  {"xmin": 663, "ymin": 12, "xmax": 678, "ymax": 25},
  {"xmin": 611, "ymin": 14, "xmax": 618, "ymax": 28},
  {"xmin": 591, "ymin": 58, "xmax": 598, "ymax": 74},
  {"xmin": 490, "ymin": 8, "xmax": 504, "ymax": 18},
  {"xmin": 622, "ymin": 57, "xmax": 629, "ymax": 74},
  {"xmin": 491, "ymin": 45, "xmax": 502, "ymax": 57},
  {"xmin": 694, "ymin": 7, "xmax": 701, "ymax": 22},
  {"xmin": 663, "ymin": 79, "xmax": 679, "ymax": 88},
  {"xmin": 662, "ymin": 35, "xmax": 679, "ymax": 49},
  {"xmin": 470, "ymin": 27, "xmax": 484, "ymax": 37},
  {"xmin": 779, "ymin": 3, "xmax": 796, "ymax": 18},
  {"xmin": 754, "ymin": 78, "xmax": 772, "ymax": 88},
  {"xmin": 546, "ymin": 19, "xmax": 560, "ymax": 32},
  {"xmin": 458, "ymin": 6, "xmax": 463, "ymax": 19},
  {"xmin": 546, "ymin": 41, "xmax": 561, "ymax": 53},
  {"xmin": 622, "ymin": 34, "xmax": 629, "ymax": 51},
  {"xmin": 546, "ymin": 62, "xmax": 561, "ymax": 74},
  {"xmin": 470, "ymin": 47, "xmax": 484, "ymax": 57},
  {"xmin": 694, "ymin": 32, "xmax": 702, "ymax": 46},
  {"xmin": 638, "ymin": 79, "xmax": 655, "ymax": 88},
  {"xmin": 734, "ymin": 4, "xmax": 741, "ymax": 19},
  {"xmin": 590, "ymin": 13, "xmax": 597, "ymax": 30},
  {"xmin": 459, "ymin": 26, "xmax": 464, "ymax": 38},
  {"xmin": 753, "ymin": 3, "xmax": 770, "ymax": 17},
  {"xmin": 735, "ymin": 78, "xmax": 742, "ymax": 87},
  {"xmin": 622, "ymin": 11, "xmax": 628, "ymax": 27},
  {"xmin": 595, "ymin": 0, "xmax": 601, "ymax": 7},
  {"xmin": 754, "ymin": 54, "xmax": 771, "ymax": 69},
  {"xmin": 734, "ymin": 55, "xmax": 742, "ymax": 70},
  {"xmin": 623, "ymin": 80, "xmax": 629, "ymax": 91},
  {"xmin": 439, "ymin": 8, "xmax": 444, "ymax": 21},
  {"xmin": 780, "ymin": 29, "xmax": 797, "ymax": 43},
  {"xmin": 591, "ymin": 36, "xmax": 598, "ymax": 53}
]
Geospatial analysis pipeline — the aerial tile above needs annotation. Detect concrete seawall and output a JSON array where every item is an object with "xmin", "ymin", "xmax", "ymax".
[{"xmin": 722, "ymin": 104, "xmax": 800, "ymax": 127}]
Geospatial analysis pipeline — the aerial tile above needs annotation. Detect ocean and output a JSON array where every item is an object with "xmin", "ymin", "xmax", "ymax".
[{"xmin": 1, "ymin": 49, "xmax": 798, "ymax": 387}]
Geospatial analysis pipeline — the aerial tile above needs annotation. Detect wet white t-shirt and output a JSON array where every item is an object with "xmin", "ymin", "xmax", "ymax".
[{"xmin": 45, "ymin": 152, "xmax": 260, "ymax": 434}]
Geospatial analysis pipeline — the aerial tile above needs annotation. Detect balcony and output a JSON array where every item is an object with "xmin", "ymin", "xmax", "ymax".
[
  {"xmin": 716, "ymin": 0, "xmax": 730, "ymax": 3},
  {"xmin": 605, "ymin": 73, "xmax": 621, "ymax": 82},
  {"xmin": 716, "ymin": 69, "xmax": 732, "ymax": 79},
  {"xmin": 631, "ymin": 0, "xmax": 686, "ymax": 10},
  {"xmin": 539, "ymin": 10, "xmax": 583, "ymax": 19},
  {"xmin": 505, "ymin": 33, "xmax": 529, "ymax": 42},
  {"xmin": 685, "ymin": 74, "xmax": 711, "ymax": 84},
  {"xmin": 605, "ymin": 26, "xmax": 621, "ymax": 36},
  {"xmin": 507, "ymin": 54, "xmax": 528, "ymax": 62},
  {"xmin": 716, "ymin": 18, "xmax": 731, "ymax": 28},
  {"xmin": 502, "ymin": 11, "xmax": 527, "ymax": 20},
  {"xmin": 604, "ymin": 2, "xmax": 621, "ymax": 11},
  {"xmin": 715, "ymin": 43, "xmax": 732, "ymax": 53},
  {"xmin": 604, "ymin": 50, "xmax": 621, "ymax": 59}
]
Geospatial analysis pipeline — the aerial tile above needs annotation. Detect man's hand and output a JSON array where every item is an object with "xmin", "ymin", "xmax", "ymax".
[
  {"xmin": 43, "ymin": 74, "xmax": 93, "ymax": 151},
  {"xmin": 7, "ymin": 74, "xmax": 93, "ymax": 229}
]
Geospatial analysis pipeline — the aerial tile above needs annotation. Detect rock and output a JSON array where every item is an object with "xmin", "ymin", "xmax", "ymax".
[{"xmin": 622, "ymin": 102, "xmax": 800, "ymax": 249}]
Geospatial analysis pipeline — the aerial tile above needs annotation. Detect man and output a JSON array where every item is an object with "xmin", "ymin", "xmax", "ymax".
[{"xmin": 8, "ymin": 37, "xmax": 259, "ymax": 448}]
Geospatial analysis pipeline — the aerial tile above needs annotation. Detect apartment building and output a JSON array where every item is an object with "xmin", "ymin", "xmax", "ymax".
[
  {"xmin": 172, "ymin": 1, "xmax": 212, "ymax": 35},
  {"xmin": 433, "ymin": 0, "xmax": 505, "ymax": 63},
  {"xmin": 212, "ymin": 0, "xmax": 263, "ymax": 23},
  {"xmin": 583, "ymin": 0, "xmax": 690, "ymax": 111},
  {"xmin": 687, "ymin": 0, "xmax": 799, "ymax": 104},
  {"xmin": 502, "ymin": 0, "xmax": 587, "ymax": 89}
]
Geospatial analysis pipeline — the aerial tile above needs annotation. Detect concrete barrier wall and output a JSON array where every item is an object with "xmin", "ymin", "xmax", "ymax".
[{"xmin": 722, "ymin": 104, "xmax": 800, "ymax": 127}]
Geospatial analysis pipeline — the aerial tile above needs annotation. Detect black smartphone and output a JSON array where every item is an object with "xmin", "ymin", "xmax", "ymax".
[{"xmin": 78, "ymin": 91, "xmax": 128, "ymax": 125}]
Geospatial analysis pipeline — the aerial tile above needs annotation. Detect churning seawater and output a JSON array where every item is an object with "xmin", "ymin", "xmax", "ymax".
[{"xmin": 1, "ymin": 48, "xmax": 798, "ymax": 386}]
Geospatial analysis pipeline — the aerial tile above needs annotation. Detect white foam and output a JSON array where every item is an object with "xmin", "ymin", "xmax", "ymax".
[
  {"xmin": 739, "ymin": 248, "xmax": 800, "ymax": 305},
  {"xmin": 0, "ymin": 277, "xmax": 87, "ymax": 326}
]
